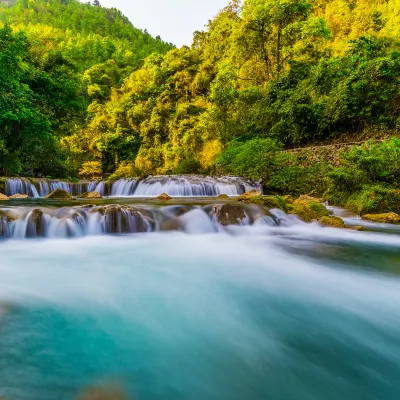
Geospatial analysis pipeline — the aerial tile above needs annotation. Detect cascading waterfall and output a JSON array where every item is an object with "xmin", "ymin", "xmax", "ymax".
[
  {"xmin": 111, "ymin": 179, "xmax": 139, "ymax": 196},
  {"xmin": 5, "ymin": 178, "xmax": 39, "ymax": 198},
  {"xmin": 0, "ymin": 203, "xmax": 284, "ymax": 240},
  {"xmin": 116, "ymin": 175, "xmax": 259, "ymax": 197},
  {"xmin": 2, "ymin": 175, "xmax": 260, "ymax": 198}
]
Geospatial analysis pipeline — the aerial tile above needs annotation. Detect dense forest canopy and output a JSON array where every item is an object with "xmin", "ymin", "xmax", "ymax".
[{"xmin": 1, "ymin": 0, "xmax": 400, "ymax": 178}]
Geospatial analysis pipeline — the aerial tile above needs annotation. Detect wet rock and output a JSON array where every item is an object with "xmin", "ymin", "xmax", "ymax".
[
  {"xmin": 26, "ymin": 209, "xmax": 45, "ymax": 237},
  {"xmin": 211, "ymin": 204, "xmax": 247, "ymax": 226},
  {"xmin": 217, "ymin": 194, "xmax": 229, "ymax": 199},
  {"xmin": 362, "ymin": 213, "xmax": 400, "ymax": 224},
  {"xmin": 45, "ymin": 189, "xmax": 73, "ymax": 200},
  {"xmin": 238, "ymin": 190, "xmax": 262, "ymax": 202},
  {"xmin": 0, "ymin": 193, "xmax": 9, "ymax": 201},
  {"xmin": 9, "ymin": 193, "xmax": 29, "ymax": 199},
  {"xmin": 319, "ymin": 216, "xmax": 345, "ymax": 228},
  {"xmin": 243, "ymin": 195, "xmax": 286, "ymax": 211},
  {"xmin": 347, "ymin": 225, "xmax": 364, "ymax": 231},
  {"xmin": 77, "ymin": 385, "xmax": 127, "ymax": 400},
  {"xmin": 294, "ymin": 195, "xmax": 322, "ymax": 203},
  {"xmin": 78, "ymin": 191, "xmax": 102, "ymax": 199},
  {"xmin": 97, "ymin": 205, "xmax": 149, "ymax": 233},
  {"xmin": 289, "ymin": 196, "xmax": 329, "ymax": 222},
  {"xmin": 160, "ymin": 217, "xmax": 182, "ymax": 231},
  {"xmin": 155, "ymin": 193, "xmax": 172, "ymax": 201}
]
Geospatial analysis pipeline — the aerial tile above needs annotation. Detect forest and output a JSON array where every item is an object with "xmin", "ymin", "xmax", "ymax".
[{"xmin": 1, "ymin": 0, "xmax": 400, "ymax": 193}]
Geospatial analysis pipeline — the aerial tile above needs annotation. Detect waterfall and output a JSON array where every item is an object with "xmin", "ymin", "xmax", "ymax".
[
  {"xmin": 3, "ymin": 175, "xmax": 260, "ymax": 198},
  {"xmin": 111, "ymin": 179, "xmax": 139, "ymax": 196},
  {"xmin": 124, "ymin": 175, "xmax": 259, "ymax": 197},
  {"xmin": 0, "ymin": 202, "xmax": 293, "ymax": 240}
]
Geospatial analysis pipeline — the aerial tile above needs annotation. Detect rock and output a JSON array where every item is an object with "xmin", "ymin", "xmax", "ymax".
[
  {"xmin": 45, "ymin": 189, "xmax": 73, "ymax": 200},
  {"xmin": 211, "ymin": 204, "xmax": 247, "ymax": 226},
  {"xmin": 26, "ymin": 209, "xmax": 45, "ymax": 237},
  {"xmin": 289, "ymin": 196, "xmax": 329, "ymax": 222},
  {"xmin": 0, "ymin": 193, "xmax": 9, "ymax": 201},
  {"xmin": 362, "ymin": 213, "xmax": 400, "ymax": 224},
  {"xmin": 160, "ymin": 217, "xmax": 182, "ymax": 231},
  {"xmin": 217, "ymin": 194, "xmax": 229, "ymax": 199},
  {"xmin": 9, "ymin": 193, "xmax": 29, "ymax": 199},
  {"xmin": 347, "ymin": 225, "xmax": 364, "ymax": 231},
  {"xmin": 78, "ymin": 191, "xmax": 102, "ymax": 199},
  {"xmin": 319, "ymin": 216, "xmax": 345, "ymax": 228},
  {"xmin": 95, "ymin": 205, "xmax": 149, "ymax": 233},
  {"xmin": 77, "ymin": 385, "xmax": 127, "ymax": 400},
  {"xmin": 155, "ymin": 193, "xmax": 172, "ymax": 201},
  {"xmin": 244, "ymin": 195, "xmax": 285, "ymax": 210},
  {"xmin": 293, "ymin": 195, "xmax": 323, "ymax": 204},
  {"xmin": 238, "ymin": 190, "xmax": 262, "ymax": 202}
]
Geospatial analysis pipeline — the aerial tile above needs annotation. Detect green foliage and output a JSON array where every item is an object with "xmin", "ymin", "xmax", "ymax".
[
  {"xmin": 217, "ymin": 138, "xmax": 282, "ymax": 179},
  {"xmin": 2, "ymin": 0, "xmax": 400, "ymax": 182}
]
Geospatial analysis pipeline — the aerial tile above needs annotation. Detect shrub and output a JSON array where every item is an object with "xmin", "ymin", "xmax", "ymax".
[{"xmin": 79, "ymin": 161, "xmax": 102, "ymax": 179}]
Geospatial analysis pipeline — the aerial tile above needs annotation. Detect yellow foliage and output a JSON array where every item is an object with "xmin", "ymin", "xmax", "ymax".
[
  {"xmin": 198, "ymin": 139, "xmax": 223, "ymax": 168},
  {"xmin": 79, "ymin": 161, "xmax": 103, "ymax": 179}
]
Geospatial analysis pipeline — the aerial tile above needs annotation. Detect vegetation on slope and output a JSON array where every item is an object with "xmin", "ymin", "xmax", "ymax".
[{"xmin": 1, "ymin": 0, "xmax": 400, "ymax": 211}]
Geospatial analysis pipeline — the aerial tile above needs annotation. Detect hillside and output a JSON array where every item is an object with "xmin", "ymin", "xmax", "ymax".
[
  {"xmin": 0, "ymin": 0, "xmax": 173, "ymax": 176},
  {"xmin": 1, "ymin": 0, "xmax": 400, "ymax": 190}
]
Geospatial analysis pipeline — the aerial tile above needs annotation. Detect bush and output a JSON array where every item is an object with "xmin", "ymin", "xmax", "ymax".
[
  {"xmin": 173, "ymin": 159, "xmax": 202, "ymax": 175},
  {"xmin": 79, "ymin": 161, "xmax": 102, "ymax": 179},
  {"xmin": 109, "ymin": 161, "xmax": 140, "ymax": 180},
  {"xmin": 217, "ymin": 138, "xmax": 283, "ymax": 180}
]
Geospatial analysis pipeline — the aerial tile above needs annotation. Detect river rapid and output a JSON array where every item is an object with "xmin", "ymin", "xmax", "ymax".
[{"xmin": 1, "ymin": 212, "xmax": 400, "ymax": 399}]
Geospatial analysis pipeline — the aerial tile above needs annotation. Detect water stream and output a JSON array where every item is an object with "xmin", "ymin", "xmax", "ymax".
[
  {"xmin": 1, "ymin": 200, "xmax": 400, "ymax": 399},
  {"xmin": 3, "ymin": 176, "xmax": 259, "ymax": 198}
]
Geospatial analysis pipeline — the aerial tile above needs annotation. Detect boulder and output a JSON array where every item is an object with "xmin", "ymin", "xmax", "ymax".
[
  {"xmin": 243, "ymin": 195, "xmax": 286, "ymax": 210},
  {"xmin": 294, "ymin": 195, "xmax": 322, "ymax": 204},
  {"xmin": 211, "ymin": 204, "xmax": 247, "ymax": 226},
  {"xmin": 362, "ymin": 213, "xmax": 400, "ymax": 224},
  {"xmin": 78, "ymin": 191, "xmax": 102, "ymax": 199},
  {"xmin": 319, "ymin": 216, "xmax": 345, "ymax": 228},
  {"xmin": 0, "ymin": 193, "xmax": 9, "ymax": 201},
  {"xmin": 289, "ymin": 196, "xmax": 329, "ymax": 222},
  {"xmin": 217, "ymin": 194, "xmax": 229, "ymax": 199},
  {"xmin": 26, "ymin": 209, "xmax": 45, "ymax": 237},
  {"xmin": 238, "ymin": 190, "xmax": 262, "ymax": 202},
  {"xmin": 160, "ymin": 217, "xmax": 182, "ymax": 231},
  {"xmin": 155, "ymin": 193, "xmax": 172, "ymax": 201},
  {"xmin": 9, "ymin": 194, "xmax": 28, "ymax": 199},
  {"xmin": 95, "ymin": 205, "xmax": 149, "ymax": 233},
  {"xmin": 347, "ymin": 225, "xmax": 364, "ymax": 231},
  {"xmin": 45, "ymin": 189, "xmax": 73, "ymax": 200}
]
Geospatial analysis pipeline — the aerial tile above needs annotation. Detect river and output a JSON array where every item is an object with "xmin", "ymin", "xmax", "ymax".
[{"xmin": 0, "ymin": 217, "xmax": 400, "ymax": 399}]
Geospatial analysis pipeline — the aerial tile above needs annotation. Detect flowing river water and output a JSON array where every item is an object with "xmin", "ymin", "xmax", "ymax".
[{"xmin": 1, "ymin": 196, "xmax": 400, "ymax": 399}]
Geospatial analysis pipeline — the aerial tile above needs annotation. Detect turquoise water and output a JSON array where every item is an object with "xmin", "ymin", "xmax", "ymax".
[{"xmin": 1, "ymin": 227, "xmax": 400, "ymax": 399}]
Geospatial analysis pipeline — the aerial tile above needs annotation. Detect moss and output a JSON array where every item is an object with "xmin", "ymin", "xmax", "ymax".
[
  {"xmin": 347, "ymin": 225, "xmax": 364, "ymax": 231},
  {"xmin": 217, "ymin": 194, "xmax": 229, "ymax": 199},
  {"xmin": 289, "ymin": 197, "xmax": 329, "ymax": 222},
  {"xmin": 319, "ymin": 216, "xmax": 345, "ymax": 228},
  {"xmin": 45, "ymin": 189, "xmax": 73, "ymax": 200},
  {"xmin": 0, "ymin": 193, "xmax": 9, "ymax": 201},
  {"xmin": 78, "ymin": 191, "xmax": 102, "ymax": 199},
  {"xmin": 328, "ymin": 186, "xmax": 400, "ymax": 215},
  {"xmin": 237, "ymin": 190, "xmax": 262, "ymax": 202},
  {"xmin": 241, "ymin": 195, "xmax": 288, "ymax": 211},
  {"xmin": 155, "ymin": 193, "xmax": 172, "ymax": 201},
  {"xmin": 362, "ymin": 213, "xmax": 400, "ymax": 224}
]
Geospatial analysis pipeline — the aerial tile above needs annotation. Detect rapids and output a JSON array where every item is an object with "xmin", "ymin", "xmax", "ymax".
[{"xmin": 1, "ymin": 202, "xmax": 400, "ymax": 399}]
